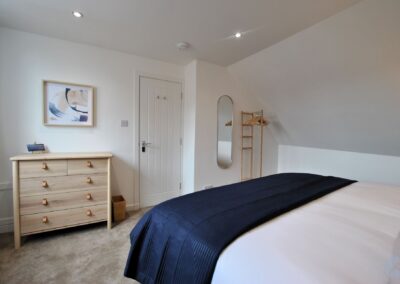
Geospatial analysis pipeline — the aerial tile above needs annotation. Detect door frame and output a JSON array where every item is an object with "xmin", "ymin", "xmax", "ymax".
[{"xmin": 134, "ymin": 72, "xmax": 184, "ymax": 209}]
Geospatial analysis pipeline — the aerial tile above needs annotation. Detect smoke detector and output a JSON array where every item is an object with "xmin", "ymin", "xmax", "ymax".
[{"xmin": 176, "ymin": 42, "xmax": 190, "ymax": 50}]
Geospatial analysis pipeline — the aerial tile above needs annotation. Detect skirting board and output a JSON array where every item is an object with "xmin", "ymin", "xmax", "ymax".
[
  {"xmin": 0, "ymin": 182, "xmax": 11, "ymax": 192},
  {"xmin": 127, "ymin": 203, "xmax": 140, "ymax": 211},
  {"xmin": 0, "ymin": 182, "xmax": 12, "ymax": 233}
]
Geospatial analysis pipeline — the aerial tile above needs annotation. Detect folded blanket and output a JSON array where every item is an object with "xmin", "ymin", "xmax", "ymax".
[{"xmin": 124, "ymin": 173, "xmax": 356, "ymax": 284}]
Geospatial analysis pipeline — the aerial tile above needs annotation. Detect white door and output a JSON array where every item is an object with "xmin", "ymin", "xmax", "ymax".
[{"xmin": 139, "ymin": 77, "xmax": 182, "ymax": 207}]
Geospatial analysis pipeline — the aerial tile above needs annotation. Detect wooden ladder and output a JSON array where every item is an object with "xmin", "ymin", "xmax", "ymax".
[{"xmin": 241, "ymin": 111, "xmax": 254, "ymax": 181}]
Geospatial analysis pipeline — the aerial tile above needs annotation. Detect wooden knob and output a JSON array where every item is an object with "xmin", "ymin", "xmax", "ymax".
[
  {"xmin": 86, "ymin": 177, "xmax": 92, "ymax": 184},
  {"xmin": 86, "ymin": 193, "xmax": 92, "ymax": 200},
  {"xmin": 87, "ymin": 161, "xmax": 93, "ymax": 168},
  {"xmin": 42, "ymin": 198, "xmax": 48, "ymax": 206},
  {"xmin": 86, "ymin": 209, "xmax": 92, "ymax": 216},
  {"xmin": 42, "ymin": 216, "xmax": 49, "ymax": 224},
  {"xmin": 42, "ymin": 180, "xmax": 48, "ymax": 188},
  {"xmin": 42, "ymin": 162, "xmax": 48, "ymax": 170}
]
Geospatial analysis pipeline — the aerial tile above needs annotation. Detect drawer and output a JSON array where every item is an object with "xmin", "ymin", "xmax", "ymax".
[
  {"xmin": 20, "ymin": 189, "xmax": 107, "ymax": 215},
  {"xmin": 20, "ymin": 160, "xmax": 67, "ymax": 178},
  {"xmin": 19, "ymin": 174, "xmax": 107, "ymax": 196},
  {"xmin": 68, "ymin": 159, "xmax": 108, "ymax": 175},
  {"xmin": 21, "ymin": 204, "xmax": 107, "ymax": 235}
]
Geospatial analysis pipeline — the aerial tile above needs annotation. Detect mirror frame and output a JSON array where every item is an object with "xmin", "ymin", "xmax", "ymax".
[{"xmin": 217, "ymin": 95, "xmax": 234, "ymax": 169}]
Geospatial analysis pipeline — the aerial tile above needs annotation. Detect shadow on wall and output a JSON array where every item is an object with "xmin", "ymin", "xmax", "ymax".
[
  {"xmin": 0, "ymin": 131, "xmax": 6, "ymax": 180},
  {"xmin": 109, "ymin": 155, "xmax": 136, "ymax": 207},
  {"xmin": 387, "ymin": 231, "xmax": 400, "ymax": 283},
  {"xmin": 264, "ymin": 112, "xmax": 291, "ymax": 145}
]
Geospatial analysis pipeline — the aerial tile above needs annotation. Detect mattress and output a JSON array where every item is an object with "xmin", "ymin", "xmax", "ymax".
[{"xmin": 212, "ymin": 182, "xmax": 400, "ymax": 284}]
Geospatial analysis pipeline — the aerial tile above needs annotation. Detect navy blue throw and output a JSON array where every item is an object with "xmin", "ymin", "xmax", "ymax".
[{"xmin": 124, "ymin": 173, "xmax": 356, "ymax": 284}]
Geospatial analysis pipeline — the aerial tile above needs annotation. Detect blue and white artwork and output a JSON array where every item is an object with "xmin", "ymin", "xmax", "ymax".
[{"xmin": 44, "ymin": 81, "xmax": 94, "ymax": 126}]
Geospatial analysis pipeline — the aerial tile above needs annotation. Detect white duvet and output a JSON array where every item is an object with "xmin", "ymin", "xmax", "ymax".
[{"xmin": 212, "ymin": 182, "xmax": 400, "ymax": 284}]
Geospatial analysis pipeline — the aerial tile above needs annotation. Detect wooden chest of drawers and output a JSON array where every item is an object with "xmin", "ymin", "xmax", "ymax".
[{"xmin": 10, "ymin": 152, "xmax": 112, "ymax": 249}]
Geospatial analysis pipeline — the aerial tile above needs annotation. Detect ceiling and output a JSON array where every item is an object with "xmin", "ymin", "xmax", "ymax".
[{"xmin": 0, "ymin": 0, "xmax": 359, "ymax": 66}]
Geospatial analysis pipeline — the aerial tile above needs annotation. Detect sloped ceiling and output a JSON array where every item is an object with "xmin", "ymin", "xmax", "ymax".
[
  {"xmin": 229, "ymin": 0, "xmax": 400, "ymax": 157},
  {"xmin": 0, "ymin": 0, "xmax": 359, "ymax": 66}
]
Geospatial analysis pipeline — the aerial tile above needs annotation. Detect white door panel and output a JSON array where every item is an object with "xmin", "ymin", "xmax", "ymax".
[{"xmin": 139, "ymin": 77, "xmax": 182, "ymax": 207}]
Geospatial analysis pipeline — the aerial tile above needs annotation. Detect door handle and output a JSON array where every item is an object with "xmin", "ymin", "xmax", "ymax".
[{"xmin": 141, "ymin": 141, "xmax": 152, "ymax": 152}]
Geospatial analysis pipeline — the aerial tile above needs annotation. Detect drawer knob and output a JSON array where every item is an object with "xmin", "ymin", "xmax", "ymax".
[
  {"xmin": 42, "ymin": 180, "xmax": 48, "ymax": 188},
  {"xmin": 86, "ymin": 209, "xmax": 92, "ymax": 216},
  {"xmin": 86, "ymin": 177, "xmax": 92, "ymax": 184},
  {"xmin": 86, "ymin": 193, "xmax": 92, "ymax": 200},
  {"xmin": 87, "ymin": 161, "xmax": 93, "ymax": 168},
  {"xmin": 42, "ymin": 216, "xmax": 49, "ymax": 224},
  {"xmin": 42, "ymin": 198, "xmax": 48, "ymax": 206},
  {"xmin": 42, "ymin": 162, "xmax": 48, "ymax": 170}
]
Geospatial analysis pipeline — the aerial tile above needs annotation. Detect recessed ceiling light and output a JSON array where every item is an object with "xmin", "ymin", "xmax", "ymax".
[
  {"xmin": 72, "ymin": 11, "xmax": 83, "ymax": 18},
  {"xmin": 235, "ymin": 32, "xmax": 242, "ymax": 39},
  {"xmin": 176, "ymin": 41, "xmax": 190, "ymax": 50}
]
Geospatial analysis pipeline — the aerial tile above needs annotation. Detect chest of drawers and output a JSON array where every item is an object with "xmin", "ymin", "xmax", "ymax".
[{"xmin": 10, "ymin": 152, "xmax": 112, "ymax": 249}]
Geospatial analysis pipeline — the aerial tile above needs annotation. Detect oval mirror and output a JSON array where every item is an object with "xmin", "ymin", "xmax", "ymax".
[{"xmin": 217, "ymin": 95, "xmax": 233, "ymax": 169}]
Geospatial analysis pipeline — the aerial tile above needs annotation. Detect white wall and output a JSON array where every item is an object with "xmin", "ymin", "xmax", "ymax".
[
  {"xmin": 279, "ymin": 145, "xmax": 400, "ymax": 186},
  {"xmin": 0, "ymin": 27, "xmax": 184, "ymax": 231},
  {"xmin": 194, "ymin": 60, "xmax": 278, "ymax": 190},
  {"xmin": 228, "ymin": 0, "xmax": 400, "ymax": 185},
  {"xmin": 229, "ymin": 0, "xmax": 400, "ymax": 157},
  {"xmin": 182, "ymin": 61, "xmax": 197, "ymax": 194},
  {"xmin": 0, "ymin": 28, "xmax": 279, "ymax": 233}
]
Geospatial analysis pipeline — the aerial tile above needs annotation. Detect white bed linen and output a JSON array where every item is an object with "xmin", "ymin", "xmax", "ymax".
[{"xmin": 212, "ymin": 182, "xmax": 400, "ymax": 284}]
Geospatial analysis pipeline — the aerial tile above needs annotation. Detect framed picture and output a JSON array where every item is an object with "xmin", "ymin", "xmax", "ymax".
[{"xmin": 43, "ymin": 80, "xmax": 95, "ymax": 127}]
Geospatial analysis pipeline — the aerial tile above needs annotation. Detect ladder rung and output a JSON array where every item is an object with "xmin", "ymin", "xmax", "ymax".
[
  {"xmin": 241, "ymin": 112, "xmax": 253, "ymax": 115},
  {"xmin": 242, "ymin": 147, "xmax": 253, "ymax": 150},
  {"xmin": 242, "ymin": 136, "xmax": 253, "ymax": 138}
]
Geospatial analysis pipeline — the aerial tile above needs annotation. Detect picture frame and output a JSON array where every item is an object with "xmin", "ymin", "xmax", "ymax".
[{"xmin": 43, "ymin": 80, "xmax": 95, "ymax": 127}]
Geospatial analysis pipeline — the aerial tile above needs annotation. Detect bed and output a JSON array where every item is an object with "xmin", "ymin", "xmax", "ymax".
[
  {"xmin": 212, "ymin": 181, "xmax": 400, "ymax": 284},
  {"xmin": 124, "ymin": 173, "xmax": 400, "ymax": 284}
]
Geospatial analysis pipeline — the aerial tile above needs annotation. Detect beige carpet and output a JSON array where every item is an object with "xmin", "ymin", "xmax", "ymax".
[{"xmin": 0, "ymin": 210, "xmax": 148, "ymax": 284}]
